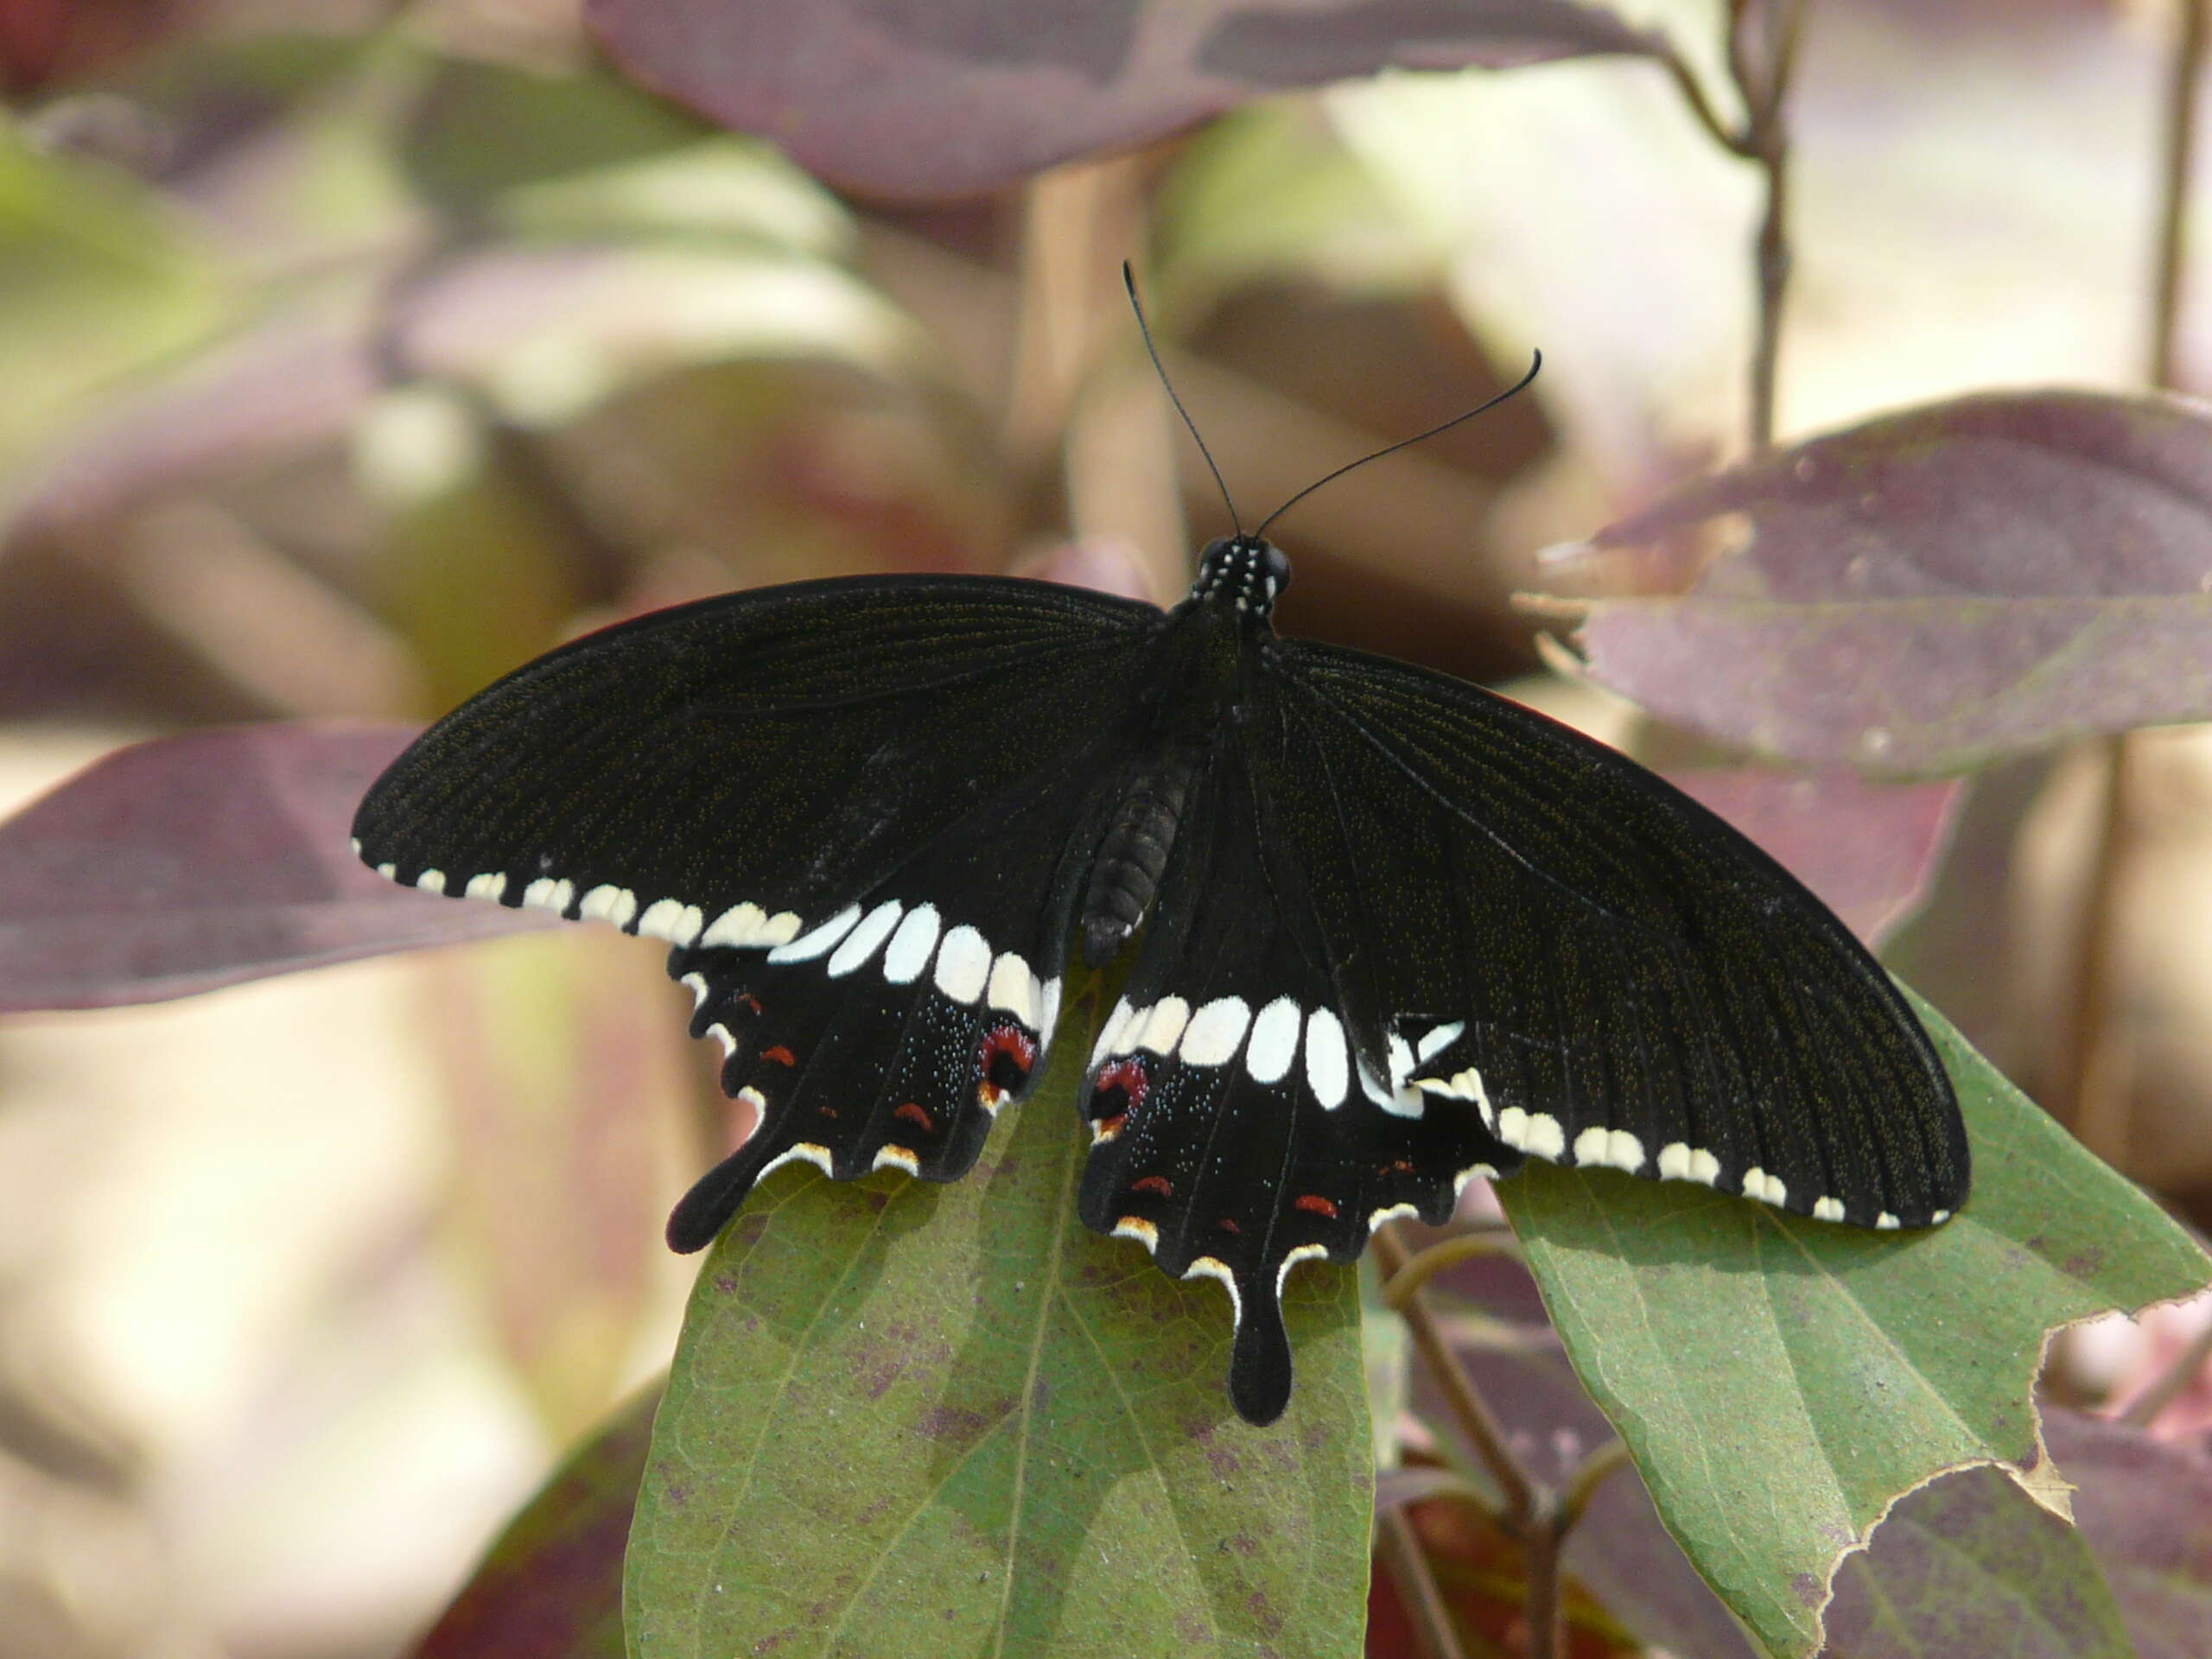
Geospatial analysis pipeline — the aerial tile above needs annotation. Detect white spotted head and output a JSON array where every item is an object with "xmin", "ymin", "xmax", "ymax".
[{"xmin": 1188, "ymin": 535, "xmax": 1292, "ymax": 621}]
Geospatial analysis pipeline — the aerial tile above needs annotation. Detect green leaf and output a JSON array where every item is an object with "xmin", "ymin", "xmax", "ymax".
[
  {"xmin": 1497, "ymin": 985, "xmax": 2209, "ymax": 1659},
  {"xmin": 398, "ymin": 54, "xmax": 710, "ymax": 213},
  {"xmin": 625, "ymin": 988, "xmax": 1373, "ymax": 1659},
  {"xmin": 413, "ymin": 1385, "xmax": 657, "ymax": 1659},
  {"xmin": 1822, "ymin": 1464, "xmax": 2135, "ymax": 1659}
]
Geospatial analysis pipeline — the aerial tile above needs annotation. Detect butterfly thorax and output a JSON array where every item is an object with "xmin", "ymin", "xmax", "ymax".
[
  {"xmin": 1186, "ymin": 534, "xmax": 1291, "ymax": 623},
  {"xmin": 1072, "ymin": 582, "xmax": 1258, "ymax": 968}
]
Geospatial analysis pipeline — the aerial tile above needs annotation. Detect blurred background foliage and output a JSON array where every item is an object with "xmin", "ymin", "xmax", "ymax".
[{"xmin": 3, "ymin": 0, "xmax": 2211, "ymax": 1655}]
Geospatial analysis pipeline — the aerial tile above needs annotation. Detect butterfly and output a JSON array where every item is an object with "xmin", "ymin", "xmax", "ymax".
[{"xmin": 353, "ymin": 303, "xmax": 1967, "ymax": 1426}]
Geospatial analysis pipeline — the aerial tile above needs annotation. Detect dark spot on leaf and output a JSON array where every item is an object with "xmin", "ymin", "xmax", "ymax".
[
  {"xmin": 918, "ymin": 1404, "xmax": 991, "ymax": 1445},
  {"xmin": 713, "ymin": 1274, "xmax": 738, "ymax": 1294},
  {"xmin": 1245, "ymin": 1590, "xmax": 1282, "ymax": 1637},
  {"xmin": 2063, "ymin": 1250, "xmax": 2105, "ymax": 1276},
  {"xmin": 1791, "ymin": 1571, "xmax": 1822, "ymax": 1609}
]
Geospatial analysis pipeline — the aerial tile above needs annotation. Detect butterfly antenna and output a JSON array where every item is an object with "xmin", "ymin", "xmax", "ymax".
[
  {"xmin": 1253, "ymin": 349, "xmax": 1543, "ymax": 542},
  {"xmin": 1123, "ymin": 261, "xmax": 1243, "ymax": 537}
]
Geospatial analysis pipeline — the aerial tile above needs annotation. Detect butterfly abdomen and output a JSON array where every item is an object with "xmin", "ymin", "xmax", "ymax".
[{"xmin": 1078, "ymin": 747, "xmax": 1206, "ymax": 968}]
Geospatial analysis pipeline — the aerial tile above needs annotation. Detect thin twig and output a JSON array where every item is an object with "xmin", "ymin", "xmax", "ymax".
[
  {"xmin": 2063, "ymin": 739, "xmax": 2139, "ymax": 1165},
  {"xmin": 2066, "ymin": 0, "xmax": 2207, "ymax": 1167},
  {"xmin": 1380, "ymin": 1228, "xmax": 1522, "ymax": 1309},
  {"xmin": 1649, "ymin": 37, "xmax": 1755, "ymax": 160},
  {"xmin": 1374, "ymin": 1224, "xmax": 1564, "ymax": 1658},
  {"xmin": 2119, "ymin": 1314, "xmax": 2212, "ymax": 1430},
  {"xmin": 1556, "ymin": 1440, "xmax": 1634, "ymax": 1529},
  {"xmin": 1729, "ymin": 0, "xmax": 1811, "ymax": 452},
  {"xmin": 1377, "ymin": 1507, "xmax": 1475, "ymax": 1659},
  {"xmin": 2151, "ymin": 0, "xmax": 2208, "ymax": 388},
  {"xmin": 1374, "ymin": 1225, "xmax": 1542, "ymax": 1526}
]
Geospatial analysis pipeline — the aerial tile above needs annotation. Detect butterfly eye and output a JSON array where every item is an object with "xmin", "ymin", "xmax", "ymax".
[{"xmin": 1262, "ymin": 543, "xmax": 1292, "ymax": 593}]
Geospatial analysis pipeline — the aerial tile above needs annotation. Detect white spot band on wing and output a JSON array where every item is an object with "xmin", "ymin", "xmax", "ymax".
[
  {"xmin": 770, "ymin": 905, "xmax": 862, "ymax": 963},
  {"xmin": 1244, "ymin": 997, "xmax": 1300, "ymax": 1084},
  {"xmin": 827, "ymin": 899, "xmax": 903, "ymax": 977}
]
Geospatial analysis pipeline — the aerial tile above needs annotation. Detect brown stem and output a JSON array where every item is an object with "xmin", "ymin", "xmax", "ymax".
[
  {"xmin": 2119, "ymin": 1314, "xmax": 2212, "ymax": 1430},
  {"xmin": 1651, "ymin": 38, "xmax": 1756, "ymax": 160},
  {"xmin": 1730, "ymin": 0, "xmax": 1810, "ymax": 452},
  {"xmin": 1377, "ymin": 1507, "xmax": 1476, "ymax": 1659},
  {"xmin": 1557, "ymin": 1439, "xmax": 1633, "ymax": 1529},
  {"xmin": 2151, "ymin": 0, "xmax": 2208, "ymax": 389},
  {"xmin": 1379, "ymin": 1224, "xmax": 1522, "ymax": 1308},
  {"xmin": 2068, "ymin": 0, "xmax": 2205, "ymax": 1176},
  {"xmin": 2063, "ymin": 737, "xmax": 2137, "ymax": 1166},
  {"xmin": 1374, "ymin": 1224, "xmax": 1560, "ymax": 1657},
  {"xmin": 1520, "ymin": 1520, "xmax": 1563, "ymax": 1659}
]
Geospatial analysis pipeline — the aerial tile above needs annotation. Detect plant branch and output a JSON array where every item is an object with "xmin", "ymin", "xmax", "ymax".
[
  {"xmin": 1556, "ymin": 1439, "xmax": 1633, "ymax": 1529},
  {"xmin": 2152, "ymin": 0, "xmax": 2209, "ymax": 388},
  {"xmin": 1649, "ymin": 37, "xmax": 1755, "ymax": 160},
  {"xmin": 1374, "ymin": 1225, "xmax": 1541, "ymax": 1523},
  {"xmin": 1380, "ymin": 1224, "xmax": 1522, "ymax": 1307},
  {"xmin": 2119, "ymin": 1313, "xmax": 2212, "ymax": 1430},
  {"xmin": 1375, "ymin": 1224, "xmax": 1565, "ymax": 1658},
  {"xmin": 1728, "ymin": 0, "xmax": 1810, "ymax": 452},
  {"xmin": 1377, "ymin": 1507, "xmax": 1475, "ymax": 1659},
  {"xmin": 2068, "ymin": 0, "xmax": 2205, "ymax": 1180}
]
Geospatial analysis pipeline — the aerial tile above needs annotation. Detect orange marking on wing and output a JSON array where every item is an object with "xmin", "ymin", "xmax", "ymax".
[
  {"xmin": 1383, "ymin": 1159, "xmax": 1415, "ymax": 1176},
  {"xmin": 1217, "ymin": 1217, "xmax": 1243, "ymax": 1235},
  {"xmin": 761, "ymin": 1045, "xmax": 798, "ymax": 1066},
  {"xmin": 895, "ymin": 1101, "xmax": 933, "ymax": 1131},
  {"xmin": 1294, "ymin": 1193, "xmax": 1339, "ymax": 1219},
  {"xmin": 1132, "ymin": 1174, "xmax": 1173, "ymax": 1198},
  {"xmin": 736, "ymin": 994, "xmax": 762, "ymax": 1014}
]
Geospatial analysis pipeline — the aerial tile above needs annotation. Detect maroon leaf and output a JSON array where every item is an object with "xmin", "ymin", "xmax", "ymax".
[
  {"xmin": 411, "ymin": 1385, "xmax": 657, "ymax": 1659},
  {"xmin": 2044, "ymin": 1408, "xmax": 2212, "ymax": 1659},
  {"xmin": 0, "ymin": 724, "xmax": 551, "ymax": 1013},
  {"xmin": 1550, "ymin": 391, "xmax": 2212, "ymax": 772},
  {"xmin": 1663, "ymin": 770, "xmax": 1961, "ymax": 948},
  {"xmin": 1821, "ymin": 1464, "xmax": 2133, "ymax": 1659},
  {"xmin": 584, "ymin": 0, "xmax": 1658, "ymax": 199},
  {"xmin": 1401, "ymin": 1251, "xmax": 1762, "ymax": 1659}
]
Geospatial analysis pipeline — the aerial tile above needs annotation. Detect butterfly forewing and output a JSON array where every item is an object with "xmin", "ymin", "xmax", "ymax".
[
  {"xmin": 353, "ymin": 576, "xmax": 1161, "ymax": 944},
  {"xmin": 1273, "ymin": 638, "xmax": 1968, "ymax": 1232}
]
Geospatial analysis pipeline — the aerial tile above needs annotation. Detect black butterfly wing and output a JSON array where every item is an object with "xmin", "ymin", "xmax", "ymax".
[
  {"xmin": 662, "ymin": 723, "xmax": 1146, "ymax": 1248},
  {"xmin": 354, "ymin": 575, "xmax": 1161, "ymax": 944},
  {"xmin": 1262, "ymin": 638, "xmax": 1968, "ymax": 1234},
  {"xmin": 1075, "ymin": 738, "xmax": 1521, "ymax": 1424},
  {"xmin": 354, "ymin": 575, "xmax": 1167, "ymax": 1230}
]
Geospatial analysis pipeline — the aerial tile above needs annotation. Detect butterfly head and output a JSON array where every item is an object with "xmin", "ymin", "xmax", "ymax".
[{"xmin": 1189, "ymin": 535, "xmax": 1291, "ymax": 621}]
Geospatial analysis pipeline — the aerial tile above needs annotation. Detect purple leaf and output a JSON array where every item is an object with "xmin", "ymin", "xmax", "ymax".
[
  {"xmin": 2044, "ymin": 1408, "xmax": 2212, "ymax": 1659},
  {"xmin": 1821, "ymin": 1464, "xmax": 2132, "ymax": 1659},
  {"xmin": 0, "ymin": 724, "xmax": 551, "ymax": 1013},
  {"xmin": 1554, "ymin": 391, "xmax": 2212, "ymax": 772},
  {"xmin": 411, "ymin": 1386, "xmax": 656, "ymax": 1659},
  {"xmin": 583, "ymin": 0, "xmax": 1658, "ymax": 198},
  {"xmin": 1402, "ymin": 1252, "xmax": 1762, "ymax": 1658},
  {"xmin": 1662, "ymin": 770, "xmax": 1962, "ymax": 948}
]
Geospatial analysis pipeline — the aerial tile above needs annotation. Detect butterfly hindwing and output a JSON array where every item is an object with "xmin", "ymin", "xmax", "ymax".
[
  {"xmin": 1267, "ymin": 638, "xmax": 1967, "ymax": 1231},
  {"xmin": 1077, "ymin": 743, "xmax": 1520, "ymax": 1422},
  {"xmin": 664, "ymin": 730, "xmax": 1135, "ymax": 1248}
]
